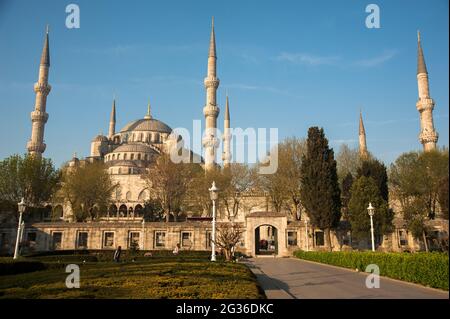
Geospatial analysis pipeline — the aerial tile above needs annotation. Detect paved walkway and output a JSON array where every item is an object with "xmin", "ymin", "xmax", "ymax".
[{"xmin": 244, "ymin": 257, "xmax": 449, "ymax": 299}]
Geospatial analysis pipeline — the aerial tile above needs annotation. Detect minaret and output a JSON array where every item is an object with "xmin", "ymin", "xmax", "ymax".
[
  {"xmin": 222, "ymin": 95, "xmax": 231, "ymax": 168},
  {"xmin": 359, "ymin": 111, "xmax": 369, "ymax": 160},
  {"xmin": 27, "ymin": 26, "xmax": 51, "ymax": 158},
  {"xmin": 416, "ymin": 31, "xmax": 438, "ymax": 152},
  {"xmin": 202, "ymin": 17, "xmax": 220, "ymax": 171},
  {"xmin": 108, "ymin": 98, "xmax": 116, "ymax": 139}
]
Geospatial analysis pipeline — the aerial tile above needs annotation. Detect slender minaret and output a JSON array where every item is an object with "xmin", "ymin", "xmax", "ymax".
[
  {"xmin": 222, "ymin": 95, "xmax": 231, "ymax": 168},
  {"xmin": 202, "ymin": 17, "xmax": 220, "ymax": 171},
  {"xmin": 359, "ymin": 110, "xmax": 369, "ymax": 160},
  {"xmin": 108, "ymin": 98, "xmax": 116, "ymax": 139},
  {"xmin": 27, "ymin": 26, "xmax": 51, "ymax": 158},
  {"xmin": 416, "ymin": 31, "xmax": 438, "ymax": 152}
]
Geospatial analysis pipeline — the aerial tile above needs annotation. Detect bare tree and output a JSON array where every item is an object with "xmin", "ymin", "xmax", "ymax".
[{"xmin": 213, "ymin": 223, "xmax": 244, "ymax": 261}]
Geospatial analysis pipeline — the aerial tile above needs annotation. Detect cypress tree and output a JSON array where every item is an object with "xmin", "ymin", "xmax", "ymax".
[{"xmin": 300, "ymin": 127, "xmax": 341, "ymax": 251}]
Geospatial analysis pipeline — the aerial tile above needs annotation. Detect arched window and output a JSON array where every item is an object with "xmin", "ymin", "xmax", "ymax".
[
  {"xmin": 135, "ymin": 204, "xmax": 143, "ymax": 216},
  {"xmin": 124, "ymin": 153, "xmax": 127, "ymax": 160},
  {"xmin": 117, "ymin": 153, "xmax": 121, "ymax": 160},
  {"xmin": 137, "ymin": 153, "xmax": 141, "ymax": 160},
  {"xmin": 130, "ymin": 153, "xmax": 134, "ymax": 160},
  {"xmin": 126, "ymin": 191, "xmax": 132, "ymax": 201},
  {"xmin": 109, "ymin": 204, "xmax": 118, "ymax": 216},
  {"xmin": 112, "ymin": 154, "xmax": 116, "ymax": 160},
  {"xmin": 119, "ymin": 204, "xmax": 127, "ymax": 217}
]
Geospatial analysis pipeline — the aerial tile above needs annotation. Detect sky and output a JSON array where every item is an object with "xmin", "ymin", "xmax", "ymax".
[{"xmin": 0, "ymin": 0, "xmax": 448, "ymax": 168}]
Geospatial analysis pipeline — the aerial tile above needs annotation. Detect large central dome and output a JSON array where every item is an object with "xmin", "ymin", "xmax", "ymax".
[{"xmin": 120, "ymin": 118, "xmax": 172, "ymax": 134}]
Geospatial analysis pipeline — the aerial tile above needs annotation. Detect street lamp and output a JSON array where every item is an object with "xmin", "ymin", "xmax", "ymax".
[
  {"xmin": 209, "ymin": 181, "xmax": 219, "ymax": 262},
  {"xmin": 14, "ymin": 198, "xmax": 26, "ymax": 259},
  {"xmin": 367, "ymin": 202, "xmax": 375, "ymax": 252}
]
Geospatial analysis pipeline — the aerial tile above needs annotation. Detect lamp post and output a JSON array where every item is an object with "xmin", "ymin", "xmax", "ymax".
[
  {"xmin": 367, "ymin": 202, "xmax": 375, "ymax": 252},
  {"xmin": 14, "ymin": 198, "xmax": 26, "ymax": 259},
  {"xmin": 305, "ymin": 219, "xmax": 309, "ymax": 252},
  {"xmin": 209, "ymin": 181, "xmax": 219, "ymax": 262}
]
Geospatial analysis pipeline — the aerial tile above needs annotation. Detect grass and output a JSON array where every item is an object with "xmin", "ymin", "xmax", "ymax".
[{"xmin": 0, "ymin": 256, "xmax": 264, "ymax": 299}]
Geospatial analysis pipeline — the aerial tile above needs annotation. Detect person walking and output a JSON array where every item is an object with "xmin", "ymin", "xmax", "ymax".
[{"xmin": 114, "ymin": 246, "xmax": 122, "ymax": 262}]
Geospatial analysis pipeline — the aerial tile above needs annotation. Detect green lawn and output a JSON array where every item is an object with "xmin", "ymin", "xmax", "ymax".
[{"xmin": 0, "ymin": 257, "xmax": 264, "ymax": 299}]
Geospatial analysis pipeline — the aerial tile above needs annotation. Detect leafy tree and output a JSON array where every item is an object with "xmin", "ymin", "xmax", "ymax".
[
  {"xmin": 0, "ymin": 154, "xmax": 60, "ymax": 216},
  {"xmin": 357, "ymin": 158, "xmax": 389, "ymax": 202},
  {"xmin": 142, "ymin": 199, "xmax": 165, "ymax": 221},
  {"xmin": 300, "ymin": 127, "xmax": 341, "ymax": 251},
  {"xmin": 336, "ymin": 144, "xmax": 361, "ymax": 183},
  {"xmin": 60, "ymin": 161, "xmax": 115, "ymax": 222},
  {"xmin": 258, "ymin": 137, "xmax": 306, "ymax": 217},
  {"xmin": 438, "ymin": 175, "xmax": 449, "ymax": 220},
  {"xmin": 390, "ymin": 149, "xmax": 449, "ymax": 251},
  {"xmin": 341, "ymin": 172, "xmax": 354, "ymax": 219},
  {"xmin": 347, "ymin": 176, "xmax": 393, "ymax": 244},
  {"xmin": 142, "ymin": 154, "xmax": 196, "ymax": 222},
  {"xmin": 221, "ymin": 164, "xmax": 257, "ymax": 221}
]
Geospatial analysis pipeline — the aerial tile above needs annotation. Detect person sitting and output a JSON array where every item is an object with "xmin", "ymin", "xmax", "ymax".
[{"xmin": 172, "ymin": 243, "xmax": 180, "ymax": 255}]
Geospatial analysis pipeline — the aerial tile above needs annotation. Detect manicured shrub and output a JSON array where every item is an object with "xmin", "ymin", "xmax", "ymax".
[
  {"xmin": 0, "ymin": 258, "xmax": 46, "ymax": 276},
  {"xmin": 294, "ymin": 250, "xmax": 449, "ymax": 290}
]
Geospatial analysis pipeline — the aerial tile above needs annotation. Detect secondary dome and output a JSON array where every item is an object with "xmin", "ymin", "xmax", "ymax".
[
  {"xmin": 120, "ymin": 118, "xmax": 172, "ymax": 134},
  {"xmin": 112, "ymin": 143, "xmax": 159, "ymax": 154}
]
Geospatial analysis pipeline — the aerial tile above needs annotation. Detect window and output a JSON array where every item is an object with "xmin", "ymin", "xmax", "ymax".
[
  {"xmin": 287, "ymin": 231, "xmax": 297, "ymax": 246},
  {"xmin": 27, "ymin": 232, "xmax": 37, "ymax": 243},
  {"xmin": 77, "ymin": 232, "xmax": 88, "ymax": 249},
  {"xmin": 52, "ymin": 232, "xmax": 63, "ymax": 250},
  {"xmin": 103, "ymin": 232, "xmax": 115, "ymax": 248},
  {"xmin": 117, "ymin": 153, "xmax": 121, "ymax": 160},
  {"xmin": 315, "ymin": 231, "xmax": 324, "ymax": 246},
  {"xmin": 0, "ymin": 233, "xmax": 9, "ymax": 248},
  {"xmin": 137, "ymin": 153, "xmax": 141, "ymax": 160},
  {"xmin": 130, "ymin": 153, "xmax": 134, "ymax": 160},
  {"xmin": 124, "ymin": 153, "xmax": 127, "ymax": 160},
  {"xmin": 129, "ymin": 232, "xmax": 140, "ymax": 249},
  {"xmin": 155, "ymin": 231, "xmax": 166, "ymax": 247},
  {"xmin": 181, "ymin": 232, "xmax": 192, "ymax": 247},
  {"xmin": 399, "ymin": 230, "xmax": 408, "ymax": 246}
]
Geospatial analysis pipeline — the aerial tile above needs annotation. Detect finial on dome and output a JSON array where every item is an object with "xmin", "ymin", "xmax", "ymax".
[{"xmin": 144, "ymin": 100, "xmax": 152, "ymax": 119}]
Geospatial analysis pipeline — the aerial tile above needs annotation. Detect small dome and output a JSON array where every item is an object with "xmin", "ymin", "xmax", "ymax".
[
  {"xmin": 112, "ymin": 143, "xmax": 159, "ymax": 154},
  {"xmin": 92, "ymin": 135, "xmax": 108, "ymax": 142},
  {"xmin": 120, "ymin": 118, "xmax": 172, "ymax": 134}
]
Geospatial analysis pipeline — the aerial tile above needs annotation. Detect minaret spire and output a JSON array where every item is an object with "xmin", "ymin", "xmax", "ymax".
[
  {"xmin": 203, "ymin": 17, "xmax": 220, "ymax": 171},
  {"xmin": 359, "ymin": 110, "xmax": 369, "ymax": 160},
  {"xmin": 222, "ymin": 94, "xmax": 231, "ymax": 168},
  {"xmin": 415, "ymin": 31, "xmax": 438, "ymax": 151},
  {"xmin": 27, "ymin": 26, "xmax": 52, "ymax": 158},
  {"xmin": 108, "ymin": 97, "xmax": 116, "ymax": 139}
]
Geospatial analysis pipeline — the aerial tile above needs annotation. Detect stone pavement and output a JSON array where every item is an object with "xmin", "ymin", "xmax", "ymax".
[{"xmin": 244, "ymin": 257, "xmax": 449, "ymax": 299}]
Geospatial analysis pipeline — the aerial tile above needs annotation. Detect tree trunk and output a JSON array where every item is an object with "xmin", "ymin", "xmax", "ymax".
[
  {"xmin": 422, "ymin": 230, "xmax": 429, "ymax": 252},
  {"xmin": 326, "ymin": 228, "xmax": 332, "ymax": 252}
]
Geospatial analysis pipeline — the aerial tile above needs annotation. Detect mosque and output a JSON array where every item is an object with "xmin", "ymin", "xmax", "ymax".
[{"xmin": 0, "ymin": 21, "xmax": 447, "ymax": 256}]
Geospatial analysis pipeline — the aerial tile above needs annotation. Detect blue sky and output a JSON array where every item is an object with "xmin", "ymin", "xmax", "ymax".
[{"xmin": 0, "ymin": 0, "xmax": 448, "ymax": 168}]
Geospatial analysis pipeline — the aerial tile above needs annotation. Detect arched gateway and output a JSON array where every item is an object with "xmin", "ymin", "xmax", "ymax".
[{"xmin": 245, "ymin": 211, "xmax": 288, "ymax": 257}]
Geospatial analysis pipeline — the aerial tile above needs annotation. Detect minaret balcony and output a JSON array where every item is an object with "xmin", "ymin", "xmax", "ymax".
[
  {"xmin": 34, "ymin": 82, "xmax": 51, "ymax": 95},
  {"xmin": 30, "ymin": 110, "xmax": 49, "ymax": 123},
  {"xmin": 419, "ymin": 130, "xmax": 439, "ymax": 144},
  {"xmin": 203, "ymin": 104, "xmax": 220, "ymax": 117},
  {"xmin": 27, "ymin": 141, "xmax": 46, "ymax": 153},
  {"xmin": 204, "ymin": 77, "xmax": 220, "ymax": 89}
]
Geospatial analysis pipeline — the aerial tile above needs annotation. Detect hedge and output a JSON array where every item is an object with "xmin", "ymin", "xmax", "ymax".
[
  {"xmin": 0, "ymin": 258, "xmax": 46, "ymax": 276},
  {"xmin": 294, "ymin": 251, "xmax": 449, "ymax": 290}
]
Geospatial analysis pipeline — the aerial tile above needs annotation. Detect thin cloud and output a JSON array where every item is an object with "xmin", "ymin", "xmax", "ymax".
[
  {"xmin": 276, "ymin": 52, "xmax": 340, "ymax": 66},
  {"xmin": 354, "ymin": 50, "xmax": 398, "ymax": 67},
  {"xmin": 227, "ymin": 83, "xmax": 302, "ymax": 99}
]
